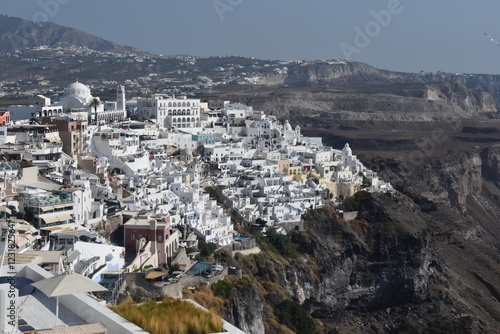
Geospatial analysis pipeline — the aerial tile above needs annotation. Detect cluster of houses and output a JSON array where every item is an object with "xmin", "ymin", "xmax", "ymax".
[
  {"xmin": 0, "ymin": 79, "xmax": 397, "ymax": 333},
  {"xmin": 0, "ymin": 80, "xmax": 394, "ymax": 284}
]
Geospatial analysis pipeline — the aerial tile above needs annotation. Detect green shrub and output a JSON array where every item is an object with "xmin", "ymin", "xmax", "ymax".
[
  {"xmin": 265, "ymin": 228, "xmax": 296, "ymax": 258},
  {"xmin": 214, "ymin": 249, "xmax": 229, "ymax": 264},
  {"xmin": 340, "ymin": 191, "xmax": 372, "ymax": 212},
  {"xmin": 274, "ymin": 300, "xmax": 319, "ymax": 334},
  {"xmin": 90, "ymin": 264, "xmax": 106, "ymax": 277},
  {"xmin": 211, "ymin": 280, "xmax": 234, "ymax": 300},
  {"xmin": 198, "ymin": 239, "xmax": 218, "ymax": 258},
  {"xmin": 255, "ymin": 218, "xmax": 267, "ymax": 226},
  {"xmin": 398, "ymin": 317, "xmax": 421, "ymax": 334}
]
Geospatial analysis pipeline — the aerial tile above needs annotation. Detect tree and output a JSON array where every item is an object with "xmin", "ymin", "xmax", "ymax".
[
  {"xmin": 255, "ymin": 218, "xmax": 267, "ymax": 226},
  {"xmin": 265, "ymin": 228, "xmax": 296, "ymax": 258},
  {"xmin": 214, "ymin": 249, "xmax": 229, "ymax": 264},
  {"xmin": 211, "ymin": 279, "xmax": 234, "ymax": 300},
  {"xmin": 198, "ymin": 239, "xmax": 217, "ymax": 258},
  {"xmin": 274, "ymin": 300, "xmax": 319, "ymax": 334},
  {"xmin": 340, "ymin": 191, "xmax": 372, "ymax": 212},
  {"xmin": 89, "ymin": 98, "xmax": 101, "ymax": 125}
]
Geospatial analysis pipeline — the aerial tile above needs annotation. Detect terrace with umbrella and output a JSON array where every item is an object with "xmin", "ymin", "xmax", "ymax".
[{"xmin": 31, "ymin": 269, "xmax": 107, "ymax": 327}]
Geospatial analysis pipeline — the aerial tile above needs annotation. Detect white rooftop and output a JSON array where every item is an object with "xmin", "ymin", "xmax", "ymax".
[
  {"xmin": 19, "ymin": 289, "xmax": 84, "ymax": 328},
  {"xmin": 1, "ymin": 264, "xmax": 148, "ymax": 334}
]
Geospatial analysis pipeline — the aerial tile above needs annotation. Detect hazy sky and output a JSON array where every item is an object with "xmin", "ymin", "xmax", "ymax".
[{"xmin": 3, "ymin": 0, "xmax": 500, "ymax": 74}]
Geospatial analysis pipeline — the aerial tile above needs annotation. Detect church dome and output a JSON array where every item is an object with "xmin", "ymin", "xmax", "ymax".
[
  {"xmin": 284, "ymin": 120, "xmax": 292, "ymax": 131},
  {"xmin": 64, "ymin": 81, "xmax": 92, "ymax": 99},
  {"xmin": 342, "ymin": 143, "xmax": 352, "ymax": 156}
]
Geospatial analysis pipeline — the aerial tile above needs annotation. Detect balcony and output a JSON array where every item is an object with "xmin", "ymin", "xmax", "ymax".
[{"xmin": 25, "ymin": 196, "xmax": 73, "ymax": 207}]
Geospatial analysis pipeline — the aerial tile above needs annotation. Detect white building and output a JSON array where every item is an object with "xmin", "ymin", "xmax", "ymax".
[
  {"xmin": 90, "ymin": 127, "xmax": 151, "ymax": 179},
  {"xmin": 58, "ymin": 81, "xmax": 99, "ymax": 112},
  {"xmin": 8, "ymin": 105, "xmax": 63, "ymax": 121},
  {"xmin": 136, "ymin": 95, "xmax": 201, "ymax": 129},
  {"xmin": 57, "ymin": 81, "xmax": 126, "ymax": 124}
]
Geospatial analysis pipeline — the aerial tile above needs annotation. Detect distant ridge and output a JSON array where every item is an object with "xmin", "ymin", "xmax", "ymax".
[
  {"xmin": 0, "ymin": 14, "xmax": 143, "ymax": 54},
  {"xmin": 1, "ymin": 14, "xmax": 500, "ymax": 109}
]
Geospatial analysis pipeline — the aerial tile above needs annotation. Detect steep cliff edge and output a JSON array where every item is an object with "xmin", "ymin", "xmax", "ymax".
[
  {"xmin": 220, "ymin": 146, "xmax": 500, "ymax": 334},
  {"xmin": 373, "ymin": 146, "xmax": 500, "ymax": 247},
  {"xmin": 219, "ymin": 82, "xmax": 496, "ymax": 125},
  {"xmin": 254, "ymin": 61, "xmax": 500, "ymax": 110}
]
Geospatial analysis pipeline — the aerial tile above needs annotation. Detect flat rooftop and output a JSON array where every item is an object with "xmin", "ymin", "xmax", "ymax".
[
  {"xmin": 2, "ymin": 252, "xmax": 43, "ymax": 265},
  {"xmin": 19, "ymin": 289, "xmax": 85, "ymax": 329},
  {"xmin": 22, "ymin": 250, "xmax": 65, "ymax": 264},
  {"xmin": 1, "ymin": 264, "xmax": 148, "ymax": 334}
]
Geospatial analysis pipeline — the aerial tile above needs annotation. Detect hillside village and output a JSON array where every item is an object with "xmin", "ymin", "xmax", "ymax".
[{"xmin": 0, "ymin": 80, "xmax": 394, "ymax": 332}]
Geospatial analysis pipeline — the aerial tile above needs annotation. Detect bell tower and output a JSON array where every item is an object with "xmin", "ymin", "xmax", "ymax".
[{"xmin": 117, "ymin": 85, "xmax": 126, "ymax": 111}]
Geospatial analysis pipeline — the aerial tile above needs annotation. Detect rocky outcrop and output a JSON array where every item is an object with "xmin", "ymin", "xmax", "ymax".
[
  {"xmin": 287, "ymin": 203, "xmax": 433, "ymax": 312},
  {"xmin": 226, "ymin": 145, "xmax": 500, "ymax": 333},
  {"xmin": 225, "ymin": 285, "xmax": 266, "ymax": 334},
  {"xmin": 220, "ymin": 82, "xmax": 496, "ymax": 126},
  {"xmin": 374, "ymin": 147, "xmax": 500, "ymax": 245},
  {"xmin": 358, "ymin": 148, "xmax": 500, "ymax": 333},
  {"xmin": 481, "ymin": 144, "xmax": 500, "ymax": 182},
  {"xmin": 253, "ymin": 61, "xmax": 500, "ymax": 109}
]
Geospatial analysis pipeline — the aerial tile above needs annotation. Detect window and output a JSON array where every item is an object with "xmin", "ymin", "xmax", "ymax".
[{"xmin": 131, "ymin": 234, "xmax": 135, "ymax": 240}]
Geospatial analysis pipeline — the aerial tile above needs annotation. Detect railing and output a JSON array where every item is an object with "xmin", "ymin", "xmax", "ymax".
[
  {"xmin": 25, "ymin": 196, "xmax": 73, "ymax": 206},
  {"xmin": 74, "ymin": 256, "xmax": 100, "ymax": 275},
  {"xmin": 109, "ymin": 271, "xmax": 126, "ymax": 305}
]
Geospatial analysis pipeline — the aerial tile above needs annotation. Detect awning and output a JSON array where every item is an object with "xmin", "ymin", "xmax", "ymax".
[
  {"xmin": 45, "ymin": 136, "xmax": 61, "ymax": 143},
  {"xmin": 17, "ymin": 238, "xmax": 29, "ymax": 248},
  {"xmin": 53, "ymin": 203, "xmax": 73, "ymax": 209},
  {"xmin": 40, "ymin": 206, "xmax": 55, "ymax": 212},
  {"xmin": 56, "ymin": 213, "xmax": 73, "ymax": 221},
  {"xmin": 26, "ymin": 234, "xmax": 36, "ymax": 242},
  {"xmin": 41, "ymin": 225, "xmax": 70, "ymax": 231},
  {"xmin": 42, "ymin": 215, "xmax": 60, "ymax": 224}
]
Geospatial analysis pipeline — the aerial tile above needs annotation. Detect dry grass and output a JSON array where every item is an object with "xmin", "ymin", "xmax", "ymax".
[
  {"xmin": 265, "ymin": 316, "xmax": 296, "ymax": 334},
  {"xmin": 110, "ymin": 297, "xmax": 224, "ymax": 334},
  {"xmin": 182, "ymin": 285, "xmax": 227, "ymax": 315}
]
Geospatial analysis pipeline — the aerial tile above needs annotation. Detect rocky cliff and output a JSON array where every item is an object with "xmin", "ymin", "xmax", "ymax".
[
  {"xmin": 219, "ymin": 82, "xmax": 497, "ymax": 125},
  {"xmin": 218, "ymin": 145, "xmax": 500, "ymax": 334},
  {"xmin": 255, "ymin": 61, "xmax": 500, "ymax": 110},
  {"xmin": 121, "ymin": 145, "xmax": 500, "ymax": 333}
]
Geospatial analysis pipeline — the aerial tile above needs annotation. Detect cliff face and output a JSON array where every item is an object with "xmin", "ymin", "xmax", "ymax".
[
  {"xmin": 257, "ymin": 61, "xmax": 405, "ymax": 87},
  {"xmin": 365, "ymin": 147, "xmax": 500, "ymax": 332},
  {"xmin": 227, "ymin": 145, "xmax": 500, "ymax": 334},
  {"xmin": 225, "ymin": 285, "xmax": 266, "ymax": 334},
  {"xmin": 220, "ymin": 82, "xmax": 497, "ymax": 125},
  {"xmin": 375, "ymin": 146, "xmax": 500, "ymax": 245},
  {"xmin": 256, "ymin": 61, "xmax": 500, "ymax": 109}
]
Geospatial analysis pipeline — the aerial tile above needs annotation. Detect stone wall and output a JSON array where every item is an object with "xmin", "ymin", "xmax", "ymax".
[{"xmin": 125, "ymin": 268, "xmax": 228, "ymax": 299}]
